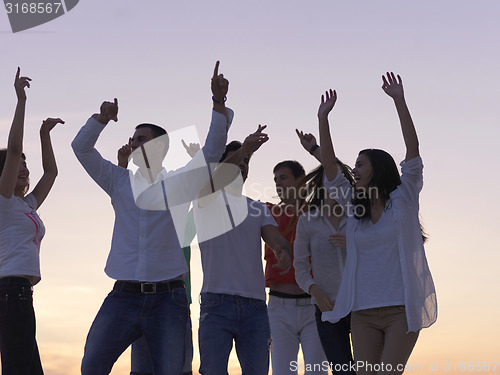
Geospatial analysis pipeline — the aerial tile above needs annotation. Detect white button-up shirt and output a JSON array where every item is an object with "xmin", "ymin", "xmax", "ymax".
[
  {"xmin": 321, "ymin": 156, "xmax": 437, "ymax": 332},
  {"xmin": 293, "ymin": 210, "xmax": 347, "ymax": 306},
  {"xmin": 72, "ymin": 109, "xmax": 233, "ymax": 282}
]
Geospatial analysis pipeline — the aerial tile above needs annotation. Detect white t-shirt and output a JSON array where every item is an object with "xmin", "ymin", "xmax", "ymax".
[
  {"xmin": 195, "ymin": 195, "xmax": 277, "ymax": 301},
  {"xmin": 0, "ymin": 193, "xmax": 45, "ymax": 285}
]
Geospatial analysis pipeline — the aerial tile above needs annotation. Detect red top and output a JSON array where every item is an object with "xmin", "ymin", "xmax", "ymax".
[{"xmin": 264, "ymin": 203, "xmax": 299, "ymax": 286}]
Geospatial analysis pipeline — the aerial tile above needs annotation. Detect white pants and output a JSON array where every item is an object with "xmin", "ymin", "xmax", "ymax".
[{"xmin": 268, "ymin": 294, "xmax": 328, "ymax": 375}]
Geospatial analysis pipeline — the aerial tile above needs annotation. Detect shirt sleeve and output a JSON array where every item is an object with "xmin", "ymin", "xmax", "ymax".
[
  {"xmin": 397, "ymin": 156, "xmax": 423, "ymax": 205},
  {"xmin": 293, "ymin": 215, "xmax": 315, "ymax": 295},
  {"xmin": 201, "ymin": 108, "xmax": 234, "ymax": 164},
  {"xmin": 71, "ymin": 117, "xmax": 126, "ymax": 196},
  {"xmin": 260, "ymin": 202, "xmax": 278, "ymax": 227},
  {"xmin": 323, "ymin": 166, "xmax": 354, "ymax": 216},
  {"xmin": 23, "ymin": 193, "xmax": 38, "ymax": 210}
]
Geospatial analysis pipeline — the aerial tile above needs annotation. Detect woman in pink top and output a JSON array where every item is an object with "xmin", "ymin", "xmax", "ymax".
[{"xmin": 0, "ymin": 68, "xmax": 64, "ymax": 375}]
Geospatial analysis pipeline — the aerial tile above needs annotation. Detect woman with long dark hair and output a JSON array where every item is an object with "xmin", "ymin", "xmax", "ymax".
[
  {"xmin": 0, "ymin": 68, "xmax": 64, "ymax": 375},
  {"xmin": 319, "ymin": 73, "xmax": 437, "ymax": 375},
  {"xmin": 293, "ymin": 159, "xmax": 357, "ymax": 374}
]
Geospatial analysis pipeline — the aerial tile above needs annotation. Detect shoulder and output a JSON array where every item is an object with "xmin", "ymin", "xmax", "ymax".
[{"xmin": 23, "ymin": 194, "xmax": 38, "ymax": 210}]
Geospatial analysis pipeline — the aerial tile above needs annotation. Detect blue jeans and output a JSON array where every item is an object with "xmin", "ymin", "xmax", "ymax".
[
  {"xmin": 314, "ymin": 305, "xmax": 355, "ymax": 375},
  {"xmin": 0, "ymin": 277, "xmax": 43, "ymax": 375},
  {"xmin": 198, "ymin": 293, "xmax": 271, "ymax": 375},
  {"xmin": 81, "ymin": 286, "xmax": 188, "ymax": 375},
  {"xmin": 131, "ymin": 308, "xmax": 193, "ymax": 375}
]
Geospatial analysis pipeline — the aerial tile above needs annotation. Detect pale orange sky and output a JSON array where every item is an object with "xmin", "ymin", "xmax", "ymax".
[{"xmin": 1, "ymin": 1, "xmax": 500, "ymax": 374}]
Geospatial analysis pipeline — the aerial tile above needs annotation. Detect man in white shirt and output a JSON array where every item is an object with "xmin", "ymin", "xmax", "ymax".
[
  {"xmin": 72, "ymin": 62, "xmax": 233, "ymax": 375},
  {"xmin": 194, "ymin": 127, "xmax": 292, "ymax": 375}
]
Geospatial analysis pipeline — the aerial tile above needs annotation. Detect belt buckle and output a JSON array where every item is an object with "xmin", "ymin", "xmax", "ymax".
[{"xmin": 141, "ymin": 282, "xmax": 156, "ymax": 294}]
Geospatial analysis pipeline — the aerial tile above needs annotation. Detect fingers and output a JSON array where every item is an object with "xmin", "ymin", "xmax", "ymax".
[
  {"xmin": 128, "ymin": 137, "xmax": 132, "ymax": 147},
  {"xmin": 295, "ymin": 129, "xmax": 303, "ymax": 139},
  {"xmin": 181, "ymin": 139, "xmax": 189, "ymax": 149},
  {"xmin": 15, "ymin": 67, "xmax": 20, "ymax": 81},
  {"xmin": 256, "ymin": 124, "xmax": 267, "ymax": 133},
  {"xmin": 213, "ymin": 60, "xmax": 220, "ymax": 78},
  {"xmin": 42, "ymin": 117, "xmax": 65, "ymax": 125},
  {"xmin": 50, "ymin": 117, "xmax": 65, "ymax": 125},
  {"xmin": 382, "ymin": 75, "xmax": 389, "ymax": 88}
]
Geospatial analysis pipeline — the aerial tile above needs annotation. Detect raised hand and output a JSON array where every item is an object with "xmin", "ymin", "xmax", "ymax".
[
  {"xmin": 317, "ymin": 89, "xmax": 337, "ymax": 119},
  {"xmin": 241, "ymin": 125, "xmax": 269, "ymax": 155},
  {"xmin": 211, "ymin": 61, "xmax": 229, "ymax": 102},
  {"xmin": 14, "ymin": 67, "xmax": 31, "ymax": 101},
  {"xmin": 117, "ymin": 138, "xmax": 132, "ymax": 168},
  {"xmin": 382, "ymin": 72, "xmax": 404, "ymax": 100},
  {"xmin": 295, "ymin": 129, "xmax": 317, "ymax": 153},
  {"xmin": 181, "ymin": 139, "xmax": 201, "ymax": 158},
  {"xmin": 94, "ymin": 98, "xmax": 119, "ymax": 124},
  {"xmin": 40, "ymin": 118, "xmax": 65, "ymax": 133}
]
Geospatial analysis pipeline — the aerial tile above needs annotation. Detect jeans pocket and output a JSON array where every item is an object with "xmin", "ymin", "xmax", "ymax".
[
  {"xmin": 172, "ymin": 289, "xmax": 188, "ymax": 308},
  {"xmin": 250, "ymin": 299, "xmax": 268, "ymax": 312},
  {"xmin": 396, "ymin": 305, "xmax": 406, "ymax": 313},
  {"xmin": 200, "ymin": 293, "xmax": 221, "ymax": 310}
]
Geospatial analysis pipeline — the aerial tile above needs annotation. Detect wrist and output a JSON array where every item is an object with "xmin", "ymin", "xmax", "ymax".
[
  {"xmin": 92, "ymin": 113, "xmax": 110, "ymax": 125},
  {"xmin": 212, "ymin": 95, "xmax": 227, "ymax": 104},
  {"xmin": 39, "ymin": 128, "xmax": 50, "ymax": 136},
  {"xmin": 309, "ymin": 144, "xmax": 319, "ymax": 155}
]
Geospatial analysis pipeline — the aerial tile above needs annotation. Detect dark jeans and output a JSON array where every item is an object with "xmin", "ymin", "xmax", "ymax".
[
  {"xmin": 199, "ymin": 293, "xmax": 271, "ymax": 375},
  {"xmin": 0, "ymin": 277, "xmax": 43, "ymax": 375},
  {"xmin": 81, "ymin": 286, "xmax": 188, "ymax": 375},
  {"xmin": 131, "ymin": 308, "xmax": 193, "ymax": 375},
  {"xmin": 315, "ymin": 305, "xmax": 355, "ymax": 375}
]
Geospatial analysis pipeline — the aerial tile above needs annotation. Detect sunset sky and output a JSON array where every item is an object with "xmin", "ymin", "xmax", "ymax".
[{"xmin": 1, "ymin": 1, "xmax": 499, "ymax": 374}]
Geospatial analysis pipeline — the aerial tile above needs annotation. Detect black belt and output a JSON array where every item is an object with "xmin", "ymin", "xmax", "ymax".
[
  {"xmin": 269, "ymin": 290, "xmax": 310, "ymax": 299},
  {"xmin": 113, "ymin": 280, "xmax": 185, "ymax": 294}
]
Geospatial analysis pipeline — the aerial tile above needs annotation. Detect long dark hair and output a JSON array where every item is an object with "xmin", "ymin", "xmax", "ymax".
[
  {"xmin": 352, "ymin": 148, "xmax": 428, "ymax": 242},
  {"xmin": 352, "ymin": 149, "xmax": 400, "ymax": 220},
  {"xmin": 0, "ymin": 149, "xmax": 28, "ymax": 195},
  {"xmin": 295, "ymin": 158, "xmax": 354, "ymax": 215}
]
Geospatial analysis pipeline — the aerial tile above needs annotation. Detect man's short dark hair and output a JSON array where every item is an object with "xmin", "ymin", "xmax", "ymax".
[
  {"xmin": 135, "ymin": 123, "xmax": 169, "ymax": 154},
  {"xmin": 273, "ymin": 160, "xmax": 305, "ymax": 179},
  {"xmin": 219, "ymin": 141, "xmax": 242, "ymax": 162}
]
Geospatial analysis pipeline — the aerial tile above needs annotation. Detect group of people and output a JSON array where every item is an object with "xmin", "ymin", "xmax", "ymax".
[{"xmin": 0, "ymin": 62, "xmax": 437, "ymax": 375}]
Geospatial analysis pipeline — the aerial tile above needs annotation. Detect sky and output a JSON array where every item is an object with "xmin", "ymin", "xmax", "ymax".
[{"xmin": 1, "ymin": 1, "xmax": 500, "ymax": 374}]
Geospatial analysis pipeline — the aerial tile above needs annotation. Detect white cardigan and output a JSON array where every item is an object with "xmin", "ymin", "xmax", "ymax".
[{"xmin": 321, "ymin": 156, "xmax": 437, "ymax": 332}]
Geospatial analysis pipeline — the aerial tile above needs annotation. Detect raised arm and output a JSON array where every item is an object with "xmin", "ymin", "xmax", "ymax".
[
  {"xmin": 381, "ymin": 72, "xmax": 419, "ymax": 161},
  {"xmin": 181, "ymin": 139, "xmax": 201, "ymax": 158},
  {"xmin": 71, "ymin": 99, "xmax": 123, "ymax": 196},
  {"xmin": 0, "ymin": 68, "xmax": 31, "ymax": 198},
  {"xmin": 31, "ymin": 118, "xmax": 65, "ymax": 207},
  {"xmin": 211, "ymin": 61, "xmax": 229, "ymax": 117},
  {"xmin": 296, "ymin": 129, "xmax": 321, "ymax": 162},
  {"xmin": 318, "ymin": 89, "xmax": 338, "ymax": 181},
  {"xmin": 261, "ymin": 224, "xmax": 292, "ymax": 274},
  {"xmin": 198, "ymin": 125, "xmax": 268, "ymax": 206}
]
